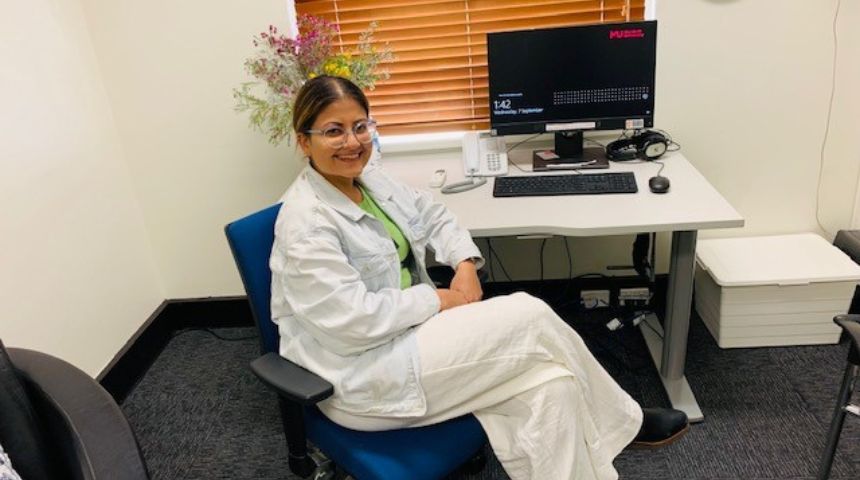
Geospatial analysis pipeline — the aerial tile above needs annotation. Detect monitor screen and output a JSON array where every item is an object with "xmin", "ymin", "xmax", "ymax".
[{"xmin": 487, "ymin": 20, "xmax": 657, "ymax": 136}]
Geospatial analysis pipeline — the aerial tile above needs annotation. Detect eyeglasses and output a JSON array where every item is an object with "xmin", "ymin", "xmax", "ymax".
[{"xmin": 304, "ymin": 119, "xmax": 377, "ymax": 149}]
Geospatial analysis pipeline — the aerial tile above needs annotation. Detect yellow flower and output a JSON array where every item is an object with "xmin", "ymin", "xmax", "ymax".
[{"xmin": 308, "ymin": 72, "xmax": 317, "ymax": 79}]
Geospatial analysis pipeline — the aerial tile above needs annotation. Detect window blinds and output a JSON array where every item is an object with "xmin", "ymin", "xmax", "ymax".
[{"xmin": 296, "ymin": 0, "xmax": 646, "ymax": 134}]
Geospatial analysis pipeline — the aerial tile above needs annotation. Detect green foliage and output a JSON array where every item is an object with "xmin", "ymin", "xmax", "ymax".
[{"xmin": 233, "ymin": 17, "xmax": 393, "ymax": 145}]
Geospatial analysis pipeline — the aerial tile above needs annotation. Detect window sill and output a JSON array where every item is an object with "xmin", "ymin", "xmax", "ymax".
[
  {"xmin": 378, "ymin": 130, "xmax": 619, "ymax": 156},
  {"xmin": 378, "ymin": 131, "xmax": 466, "ymax": 154}
]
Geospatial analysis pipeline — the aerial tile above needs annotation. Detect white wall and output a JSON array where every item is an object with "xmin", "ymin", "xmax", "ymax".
[
  {"xmin": 657, "ymin": 0, "xmax": 856, "ymax": 240},
  {"xmin": 79, "ymin": 0, "xmax": 301, "ymax": 298},
  {"xmin": 821, "ymin": 0, "xmax": 860, "ymax": 230},
  {"xmin": 0, "ymin": 0, "xmax": 164, "ymax": 376}
]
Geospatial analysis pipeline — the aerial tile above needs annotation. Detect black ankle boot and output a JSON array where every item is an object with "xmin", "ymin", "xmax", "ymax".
[{"xmin": 632, "ymin": 408, "xmax": 689, "ymax": 448}]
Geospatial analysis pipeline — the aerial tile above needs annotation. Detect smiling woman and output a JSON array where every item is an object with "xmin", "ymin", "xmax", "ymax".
[
  {"xmin": 268, "ymin": 75, "xmax": 690, "ymax": 480},
  {"xmin": 293, "ymin": 77, "xmax": 375, "ymax": 201}
]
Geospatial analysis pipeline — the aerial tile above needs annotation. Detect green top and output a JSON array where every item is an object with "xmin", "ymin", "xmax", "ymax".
[{"xmin": 357, "ymin": 185, "xmax": 412, "ymax": 289}]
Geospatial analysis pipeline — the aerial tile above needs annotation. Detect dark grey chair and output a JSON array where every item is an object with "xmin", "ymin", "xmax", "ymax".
[
  {"xmin": 0, "ymin": 339, "xmax": 149, "ymax": 480},
  {"xmin": 817, "ymin": 314, "xmax": 860, "ymax": 480}
]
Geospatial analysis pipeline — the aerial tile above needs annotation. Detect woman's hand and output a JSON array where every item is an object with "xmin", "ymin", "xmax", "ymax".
[
  {"xmin": 450, "ymin": 259, "xmax": 483, "ymax": 303},
  {"xmin": 436, "ymin": 288, "xmax": 469, "ymax": 311}
]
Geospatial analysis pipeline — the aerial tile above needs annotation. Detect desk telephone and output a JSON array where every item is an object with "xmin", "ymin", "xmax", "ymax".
[
  {"xmin": 440, "ymin": 132, "xmax": 507, "ymax": 194},
  {"xmin": 462, "ymin": 131, "xmax": 509, "ymax": 177}
]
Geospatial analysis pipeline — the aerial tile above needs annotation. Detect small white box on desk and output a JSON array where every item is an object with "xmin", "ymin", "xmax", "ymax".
[{"xmin": 694, "ymin": 233, "xmax": 860, "ymax": 348}]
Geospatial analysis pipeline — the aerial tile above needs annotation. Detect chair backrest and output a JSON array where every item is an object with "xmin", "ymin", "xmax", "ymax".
[
  {"xmin": 0, "ymin": 339, "xmax": 54, "ymax": 480},
  {"xmin": 1, "ymin": 340, "xmax": 150, "ymax": 480},
  {"xmin": 225, "ymin": 204, "xmax": 490, "ymax": 480},
  {"xmin": 224, "ymin": 204, "xmax": 282, "ymax": 355}
]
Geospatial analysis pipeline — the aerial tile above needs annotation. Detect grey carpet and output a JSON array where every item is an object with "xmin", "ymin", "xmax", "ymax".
[{"xmin": 122, "ymin": 307, "xmax": 860, "ymax": 479}]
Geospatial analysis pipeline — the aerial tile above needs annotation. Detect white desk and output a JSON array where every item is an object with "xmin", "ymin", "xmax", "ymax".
[{"xmin": 384, "ymin": 150, "xmax": 744, "ymax": 422}]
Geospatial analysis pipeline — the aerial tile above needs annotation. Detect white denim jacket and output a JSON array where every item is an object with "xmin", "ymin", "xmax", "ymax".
[{"xmin": 270, "ymin": 162, "xmax": 483, "ymax": 417}]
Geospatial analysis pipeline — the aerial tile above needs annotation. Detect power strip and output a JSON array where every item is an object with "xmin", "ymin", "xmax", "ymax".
[
  {"xmin": 618, "ymin": 287, "xmax": 651, "ymax": 307},
  {"xmin": 580, "ymin": 290, "xmax": 610, "ymax": 309}
]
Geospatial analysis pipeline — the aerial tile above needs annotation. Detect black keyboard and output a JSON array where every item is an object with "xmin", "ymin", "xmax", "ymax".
[{"xmin": 493, "ymin": 172, "xmax": 638, "ymax": 197}]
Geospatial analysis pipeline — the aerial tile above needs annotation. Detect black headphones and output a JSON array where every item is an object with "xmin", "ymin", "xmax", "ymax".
[{"xmin": 605, "ymin": 130, "xmax": 670, "ymax": 161}]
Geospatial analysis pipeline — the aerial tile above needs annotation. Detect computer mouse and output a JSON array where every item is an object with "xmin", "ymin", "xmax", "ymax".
[{"xmin": 648, "ymin": 175, "xmax": 670, "ymax": 194}]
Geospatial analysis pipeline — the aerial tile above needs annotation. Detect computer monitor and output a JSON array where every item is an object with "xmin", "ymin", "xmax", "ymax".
[{"xmin": 487, "ymin": 20, "xmax": 657, "ymax": 166}]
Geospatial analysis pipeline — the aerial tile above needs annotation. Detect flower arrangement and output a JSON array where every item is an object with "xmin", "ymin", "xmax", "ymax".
[{"xmin": 233, "ymin": 14, "xmax": 393, "ymax": 145}]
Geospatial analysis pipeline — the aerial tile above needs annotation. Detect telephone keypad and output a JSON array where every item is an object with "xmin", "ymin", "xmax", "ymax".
[{"xmin": 487, "ymin": 153, "xmax": 502, "ymax": 172}]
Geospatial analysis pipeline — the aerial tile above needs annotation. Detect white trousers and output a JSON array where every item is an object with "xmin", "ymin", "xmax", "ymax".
[{"xmin": 322, "ymin": 292, "xmax": 643, "ymax": 480}]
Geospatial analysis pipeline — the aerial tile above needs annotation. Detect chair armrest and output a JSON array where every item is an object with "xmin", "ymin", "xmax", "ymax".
[
  {"xmin": 8, "ymin": 348, "xmax": 149, "ymax": 480},
  {"xmin": 834, "ymin": 230, "xmax": 860, "ymax": 264},
  {"xmin": 834, "ymin": 314, "xmax": 860, "ymax": 344},
  {"xmin": 250, "ymin": 353, "xmax": 333, "ymax": 405},
  {"xmin": 834, "ymin": 314, "xmax": 860, "ymax": 365}
]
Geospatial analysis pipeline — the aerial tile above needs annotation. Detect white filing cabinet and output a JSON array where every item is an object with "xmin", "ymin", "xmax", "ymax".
[{"xmin": 694, "ymin": 233, "xmax": 860, "ymax": 348}]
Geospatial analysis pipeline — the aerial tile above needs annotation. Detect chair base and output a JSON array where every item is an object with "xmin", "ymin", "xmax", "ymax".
[{"xmin": 288, "ymin": 454, "xmax": 317, "ymax": 478}]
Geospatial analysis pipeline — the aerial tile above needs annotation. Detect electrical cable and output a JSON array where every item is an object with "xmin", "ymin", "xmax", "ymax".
[
  {"xmin": 505, "ymin": 133, "xmax": 543, "ymax": 172},
  {"xmin": 815, "ymin": 0, "xmax": 841, "ymax": 237},
  {"xmin": 650, "ymin": 128, "xmax": 681, "ymax": 152},
  {"xmin": 555, "ymin": 237, "xmax": 575, "ymax": 304},
  {"xmin": 583, "ymin": 325, "xmax": 653, "ymax": 372},
  {"xmin": 508, "ymin": 160, "xmax": 528, "ymax": 173},
  {"xmin": 487, "ymin": 238, "xmax": 513, "ymax": 282},
  {"xmin": 172, "ymin": 327, "xmax": 257, "ymax": 342},
  {"xmin": 484, "ymin": 238, "xmax": 496, "ymax": 283},
  {"xmin": 565, "ymin": 238, "xmax": 573, "ymax": 281},
  {"xmin": 640, "ymin": 315, "xmax": 664, "ymax": 340},
  {"xmin": 648, "ymin": 232, "xmax": 657, "ymax": 285},
  {"xmin": 505, "ymin": 133, "xmax": 543, "ymax": 154},
  {"xmin": 537, "ymin": 238, "xmax": 548, "ymax": 297},
  {"xmin": 539, "ymin": 239, "xmax": 547, "ymax": 282}
]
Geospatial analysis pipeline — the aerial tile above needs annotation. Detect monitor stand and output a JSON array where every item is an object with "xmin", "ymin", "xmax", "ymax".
[{"xmin": 532, "ymin": 131, "xmax": 609, "ymax": 171}]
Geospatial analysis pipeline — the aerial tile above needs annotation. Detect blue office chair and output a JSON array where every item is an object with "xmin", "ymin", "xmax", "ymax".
[{"xmin": 225, "ymin": 204, "xmax": 487, "ymax": 479}]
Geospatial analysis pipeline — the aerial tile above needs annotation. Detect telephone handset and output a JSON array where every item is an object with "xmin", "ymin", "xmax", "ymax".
[{"xmin": 462, "ymin": 131, "xmax": 509, "ymax": 177}]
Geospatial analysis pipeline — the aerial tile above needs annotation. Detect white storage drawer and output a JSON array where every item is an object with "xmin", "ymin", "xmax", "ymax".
[{"xmin": 694, "ymin": 233, "xmax": 860, "ymax": 348}]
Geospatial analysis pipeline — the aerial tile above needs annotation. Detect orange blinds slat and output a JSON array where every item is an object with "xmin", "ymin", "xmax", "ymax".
[
  {"xmin": 370, "ymin": 89, "xmax": 488, "ymax": 105},
  {"xmin": 372, "ymin": 73, "xmax": 487, "ymax": 89},
  {"xmin": 296, "ymin": 0, "xmax": 646, "ymax": 134}
]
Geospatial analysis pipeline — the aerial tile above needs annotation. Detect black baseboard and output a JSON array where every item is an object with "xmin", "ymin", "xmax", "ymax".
[
  {"xmin": 99, "ymin": 297, "xmax": 253, "ymax": 404},
  {"xmin": 100, "ymin": 274, "xmax": 667, "ymax": 404}
]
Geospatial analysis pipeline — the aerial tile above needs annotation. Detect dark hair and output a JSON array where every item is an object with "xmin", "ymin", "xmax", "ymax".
[{"xmin": 292, "ymin": 76, "xmax": 370, "ymax": 134}]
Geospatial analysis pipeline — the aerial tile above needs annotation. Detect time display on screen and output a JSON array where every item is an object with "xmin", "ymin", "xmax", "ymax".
[{"xmin": 492, "ymin": 93, "xmax": 543, "ymax": 116}]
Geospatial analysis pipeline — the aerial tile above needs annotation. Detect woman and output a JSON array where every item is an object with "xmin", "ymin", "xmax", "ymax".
[{"xmin": 270, "ymin": 75, "xmax": 688, "ymax": 480}]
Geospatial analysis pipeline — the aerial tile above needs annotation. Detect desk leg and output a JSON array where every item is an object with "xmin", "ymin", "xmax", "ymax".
[{"xmin": 640, "ymin": 230, "xmax": 704, "ymax": 423}]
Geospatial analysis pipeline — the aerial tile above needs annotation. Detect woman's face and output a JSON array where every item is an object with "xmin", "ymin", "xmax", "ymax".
[{"xmin": 298, "ymin": 97, "xmax": 371, "ymax": 185}]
